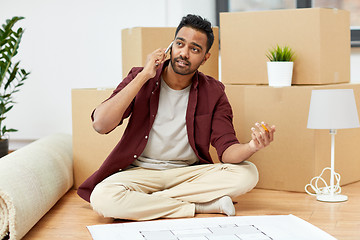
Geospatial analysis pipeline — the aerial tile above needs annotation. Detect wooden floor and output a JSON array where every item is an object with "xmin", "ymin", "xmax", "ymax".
[{"xmin": 23, "ymin": 181, "xmax": 360, "ymax": 240}]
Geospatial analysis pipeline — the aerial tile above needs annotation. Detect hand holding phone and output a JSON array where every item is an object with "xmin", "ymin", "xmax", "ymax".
[{"xmin": 155, "ymin": 42, "xmax": 173, "ymax": 66}]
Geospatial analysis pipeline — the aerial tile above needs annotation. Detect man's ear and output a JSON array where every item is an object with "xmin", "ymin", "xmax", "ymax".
[{"xmin": 201, "ymin": 52, "xmax": 211, "ymax": 65}]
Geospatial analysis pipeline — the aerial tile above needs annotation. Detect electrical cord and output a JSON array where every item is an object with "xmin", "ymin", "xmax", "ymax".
[{"xmin": 305, "ymin": 167, "xmax": 342, "ymax": 196}]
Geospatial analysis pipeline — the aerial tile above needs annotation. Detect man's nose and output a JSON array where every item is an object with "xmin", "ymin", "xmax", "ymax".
[{"xmin": 179, "ymin": 46, "xmax": 189, "ymax": 59}]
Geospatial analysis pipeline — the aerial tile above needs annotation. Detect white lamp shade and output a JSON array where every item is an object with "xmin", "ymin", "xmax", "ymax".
[{"xmin": 307, "ymin": 89, "xmax": 360, "ymax": 129}]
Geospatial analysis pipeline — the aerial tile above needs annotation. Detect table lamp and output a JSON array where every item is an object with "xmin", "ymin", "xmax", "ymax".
[{"xmin": 306, "ymin": 89, "xmax": 360, "ymax": 202}]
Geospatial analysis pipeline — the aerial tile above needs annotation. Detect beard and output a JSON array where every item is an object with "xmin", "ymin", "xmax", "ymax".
[{"xmin": 170, "ymin": 54, "xmax": 202, "ymax": 76}]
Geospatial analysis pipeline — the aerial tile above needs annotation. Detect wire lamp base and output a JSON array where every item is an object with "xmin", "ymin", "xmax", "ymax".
[{"xmin": 316, "ymin": 194, "xmax": 348, "ymax": 202}]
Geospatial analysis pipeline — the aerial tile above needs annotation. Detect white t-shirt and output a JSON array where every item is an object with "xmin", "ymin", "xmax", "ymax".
[{"xmin": 132, "ymin": 78, "xmax": 199, "ymax": 169}]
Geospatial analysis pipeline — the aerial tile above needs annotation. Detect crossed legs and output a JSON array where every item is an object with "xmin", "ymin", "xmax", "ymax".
[{"xmin": 90, "ymin": 162, "xmax": 258, "ymax": 220}]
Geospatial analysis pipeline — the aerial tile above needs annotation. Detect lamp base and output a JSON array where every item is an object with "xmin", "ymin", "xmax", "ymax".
[{"xmin": 316, "ymin": 194, "xmax": 348, "ymax": 202}]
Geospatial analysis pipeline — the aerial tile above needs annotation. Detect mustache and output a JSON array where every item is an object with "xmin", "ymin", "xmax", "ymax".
[{"xmin": 173, "ymin": 56, "xmax": 191, "ymax": 66}]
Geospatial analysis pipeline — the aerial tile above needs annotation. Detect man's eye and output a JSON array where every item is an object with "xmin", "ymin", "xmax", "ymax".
[{"xmin": 192, "ymin": 48, "xmax": 199, "ymax": 52}]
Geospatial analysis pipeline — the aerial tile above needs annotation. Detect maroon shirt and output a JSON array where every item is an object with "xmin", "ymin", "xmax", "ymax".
[{"xmin": 77, "ymin": 60, "xmax": 239, "ymax": 202}]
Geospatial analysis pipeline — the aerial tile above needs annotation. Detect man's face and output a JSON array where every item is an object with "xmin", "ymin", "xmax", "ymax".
[{"xmin": 170, "ymin": 26, "xmax": 210, "ymax": 76}]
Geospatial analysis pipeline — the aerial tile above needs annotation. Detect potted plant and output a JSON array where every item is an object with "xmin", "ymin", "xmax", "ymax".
[
  {"xmin": 0, "ymin": 16, "xmax": 30, "ymax": 157},
  {"xmin": 266, "ymin": 44, "xmax": 295, "ymax": 87}
]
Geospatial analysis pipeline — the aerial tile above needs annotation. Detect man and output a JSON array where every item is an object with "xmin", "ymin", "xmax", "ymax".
[{"xmin": 78, "ymin": 14, "xmax": 275, "ymax": 221}]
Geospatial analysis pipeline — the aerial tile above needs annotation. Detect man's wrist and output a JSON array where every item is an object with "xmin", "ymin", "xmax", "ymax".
[
  {"xmin": 137, "ymin": 70, "xmax": 152, "ymax": 83},
  {"xmin": 247, "ymin": 141, "xmax": 258, "ymax": 155}
]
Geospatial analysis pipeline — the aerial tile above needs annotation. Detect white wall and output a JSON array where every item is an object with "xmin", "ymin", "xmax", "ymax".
[{"xmin": 0, "ymin": 0, "xmax": 216, "ymax": 145}]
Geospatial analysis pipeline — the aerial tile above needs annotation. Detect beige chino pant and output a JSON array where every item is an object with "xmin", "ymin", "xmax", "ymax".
[{"xmin": 90, "ymin": 162, "xmax": 258, "ymax": 221}]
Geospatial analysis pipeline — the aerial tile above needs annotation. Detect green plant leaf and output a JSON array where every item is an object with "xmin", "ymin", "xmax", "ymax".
[
  {"xmin": 4, "ymin": 105, "xmax": 13, "ymax": 114},
  {"xmin": 266, "ymin": 44, "xmax": 295, "ymax": 62},
  {"xmin": 5, "ymin": 63, "xmax": 19, "ymax": 90},
  {"xmin": 6, "ymin": 128, "xmax": 18, "ymax": 132},
  {"xmin": 1, "ymin": 126, "xmax": 18, "ymax": 135},
  {"xmin": 0, "ymin": 16, "xmax": 29, "ymax": 138}
]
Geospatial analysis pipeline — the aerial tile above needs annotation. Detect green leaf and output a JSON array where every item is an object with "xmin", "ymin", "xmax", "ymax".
[
  {"xmin": 5, "ymin": 62, "xmax": 19, "ymax": 90},
  {"xmin": 266, "ymin": 44, "xmax": 295, "ymax": 62},
  {"xmin": 4, "ymin": 105, "xmax": 13, "ymax": 114},
  {"xmin": 1, "ymin": 126, "xmax": 18, "ymax": 135},
  {"xmin": 0, "ymin": 16, "xmax": 28, "ymax": 138},
  {"xmin": 6, "ymin": 128, "xmax": 18, "ymax": 132}
]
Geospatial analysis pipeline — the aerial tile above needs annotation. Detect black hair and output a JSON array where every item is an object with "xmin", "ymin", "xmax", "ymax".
[{"xmin": 175, "ymin": 14, "xmax": 214, "ymax": 53}]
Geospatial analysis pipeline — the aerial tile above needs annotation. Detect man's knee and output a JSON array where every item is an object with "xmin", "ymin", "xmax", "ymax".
[
  {"xmin": 222, "ymin": 161, "xmax": 259, "ymax": 195},
  {"xmin": 90, "ymin": 183, "xmax": 127, "ymax": 218},
  {"xmin": 243, "ymin": 161, "xmax": 259, "ymax": 189}
]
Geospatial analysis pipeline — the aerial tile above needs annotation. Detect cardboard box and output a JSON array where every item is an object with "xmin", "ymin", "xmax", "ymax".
[
  {"xmin": 72, "ymin": 88, "xmax": 220, "ymax": 188},
  {"xmin": 122, "ymin": 27, "xmax": 219, "ymax": 79},
  {"xmin": 225, "ymin": 83, "xmax": 360, "ymax": 192},
  {"xmin": 220, "ymin": 8, "xmax": 350, "ymax": 85},
  {"xmin": 72, "ymin": 88, "xmax": 128, "ymax": 189}
]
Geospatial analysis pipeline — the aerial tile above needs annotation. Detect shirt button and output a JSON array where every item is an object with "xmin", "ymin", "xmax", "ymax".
[
  {"xmin": 145, "ymin": 136, "xmax": 148, "ymax": 139},
  {"xmin": 151, "ymin": 91, "xmax": 154, "ymax": 94},
  {"xmin": 156, "ymin": 82, "xmax": 159, "ymax": 85},
  {"xmin": 134, "ymin": 154, "xmax": 137, "ymax": 158}
]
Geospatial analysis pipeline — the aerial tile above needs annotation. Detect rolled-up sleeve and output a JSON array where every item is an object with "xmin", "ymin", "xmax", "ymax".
[
  {"xmin": 210, "ymin": 90, "xmax": 239, "ymax": 161},
  {"xmin": 90, "ymin": 67, "xmax": 144, "ymax": 128}
]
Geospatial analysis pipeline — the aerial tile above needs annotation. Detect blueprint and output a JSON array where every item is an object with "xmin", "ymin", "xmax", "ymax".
[{"xmin": 87, "ymin": 215, "xmax": 336, "ymax": 240}]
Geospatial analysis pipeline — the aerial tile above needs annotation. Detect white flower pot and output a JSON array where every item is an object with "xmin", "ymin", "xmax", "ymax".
[{"xmin": 267, "ymin": 61, "xmax": 294, "ymax": 87}]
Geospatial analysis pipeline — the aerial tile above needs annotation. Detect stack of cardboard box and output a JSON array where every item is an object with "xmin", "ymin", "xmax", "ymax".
[{"xmin": 220, "ymin": 8, "xmax": 360, "ymax": 192}]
